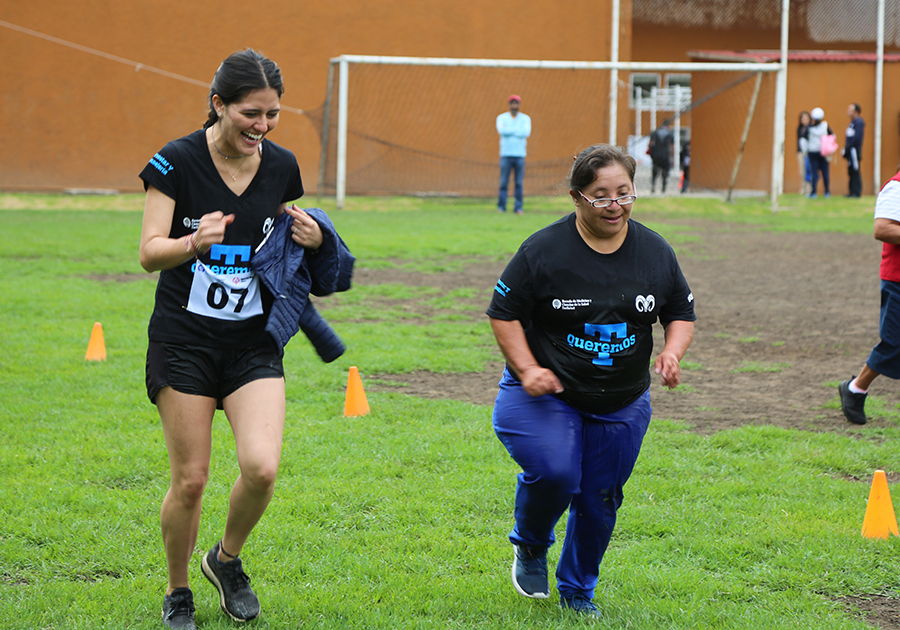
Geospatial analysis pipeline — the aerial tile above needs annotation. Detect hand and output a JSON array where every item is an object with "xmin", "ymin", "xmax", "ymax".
[
  {"xmin": 193, "ymin": 211, "xmax": 235, "ymax": 254},
  {"xmin": 518, "ymin": 366, "xmax": 564, "ymax": 397},
  {"xmin": 654, "ymin": 350, "xmax": 682, "ymax": 390},
  {"xmin": 285, "ymin": 205, "xmax": 324, "ymax": 250}
]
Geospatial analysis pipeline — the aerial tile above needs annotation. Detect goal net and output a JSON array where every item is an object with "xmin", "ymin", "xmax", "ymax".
[{"xmin": 307, "ymin": 55, "xmax": 781, "ymax": 203}]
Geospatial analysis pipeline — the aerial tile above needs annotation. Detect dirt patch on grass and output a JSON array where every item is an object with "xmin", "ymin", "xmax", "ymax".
[
  {"xmin": 842, "ymin": 595, "xmax": 900, "ymax": 630},
  {"xmin": 355, "ymin": 217, "xmax": 892, "ymax": 435}
]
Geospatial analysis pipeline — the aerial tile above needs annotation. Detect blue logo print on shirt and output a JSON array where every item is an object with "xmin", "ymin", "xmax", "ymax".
[
  {"xmin": 193, "ymin": 244, "xmax": 252, "ymax": 275},
  {"xmin": 149, "ymin": 153, "xmax": 173, "ymax": 176},
  {"xmin": 567, "ymin": 322, "xmax": 636, "ymax": 366},
  {"xmin": 210, "ymin": 244, "xmax": 251, "ymax": 266},
  {"xmin": 494, "ymin": 279, "xmax": 511, "ymax": 297}
]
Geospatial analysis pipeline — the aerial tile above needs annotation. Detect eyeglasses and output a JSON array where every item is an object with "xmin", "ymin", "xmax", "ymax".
[{"xmin": 577, "ymin": 191, "xmax": 637, "ymax": 209}]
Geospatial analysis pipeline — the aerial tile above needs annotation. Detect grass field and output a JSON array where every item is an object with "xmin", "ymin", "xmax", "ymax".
[{"xmin": 2, "ymin": 192, "xmax": 900, "ymax": 629}]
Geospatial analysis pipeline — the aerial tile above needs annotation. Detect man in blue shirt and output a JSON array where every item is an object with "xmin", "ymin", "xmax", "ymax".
[
  {"xmin": 496, "ymin": 95, "xmax": 532, "ymax": 214},
  {"xmin": 843, "ymin": 103, "xmax": 865, "ymax": 198}
]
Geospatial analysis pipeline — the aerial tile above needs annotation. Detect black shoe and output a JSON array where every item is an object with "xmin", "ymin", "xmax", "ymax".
[
  {"xmin": 511, "ymin": 544, "xmax": 549, "ymax": 599},
  {"xmin": 839, "ymin": 378, "xmax": 868, "ymax": 425},
  {"xmin": 560, "ymin": 594, "xmax": 602, "ymax": 619},
  {"xmin": 201, "ymin": 542, "xmax": 261, "ymax": 621},
  {"xmin": 162, "ymin": 588, "xmax": 196, "ymax": 630}
]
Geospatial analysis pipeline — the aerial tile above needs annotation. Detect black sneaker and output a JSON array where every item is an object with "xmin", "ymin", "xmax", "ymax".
[
  {"xmin": 201, "ymin": 542, "xmax": 261, "ymax": 621},
  {"xmin": 511, "ymin": 544, "xmax": 549, "ymax": 599},
  {"xmin": 560, "ymin": 594, "xmax": 602, "ymax": 619},
  {"xmin": 162, "ymin": 588, "xmax": 196, "ymax": 630},
  {"xmin": 839, "ymin": 379, "xmax": 868, "ymax": 425}
]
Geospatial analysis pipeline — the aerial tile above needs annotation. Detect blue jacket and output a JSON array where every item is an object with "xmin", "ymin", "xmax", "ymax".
[{"xmin": 251, "ymin": 208, "xmax": 355, "ymax": 361}]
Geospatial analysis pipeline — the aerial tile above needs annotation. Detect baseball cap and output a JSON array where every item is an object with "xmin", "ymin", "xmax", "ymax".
[
  {"xmin": 508, "ymin": 94, "xmax": 521, "ymax": 103},
  {"xmin": 811, "ymin": 107, "xmax": 824, "ymax": 120}
]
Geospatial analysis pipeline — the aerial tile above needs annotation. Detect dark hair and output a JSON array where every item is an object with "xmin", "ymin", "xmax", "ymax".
[
  {"xmin": 799, "ymin": 110, "xmax": 810, "ymax": 123},
  {"xmin": 203, "ymin": 49, "xmax": 284, "ymax": 129},
  {"xmin": 853, "ymin": 103, "xmax": 862, "ymax": 114},
  {"xmin": 568, "ymin": 144, "xmax": 636, "ymax": 191}
]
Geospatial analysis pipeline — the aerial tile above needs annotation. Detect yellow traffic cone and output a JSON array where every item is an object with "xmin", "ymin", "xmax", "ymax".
[
  {"xmin": 344, "ymin": 366, "xmax": 369, "ymax": 417},
  {"xmin": 84, "ymin": 322, "xmax": 107, "ymax": 361},
  {"xmin": 861, "ymin": 470, "xmax": 899, "ymax": 539}
]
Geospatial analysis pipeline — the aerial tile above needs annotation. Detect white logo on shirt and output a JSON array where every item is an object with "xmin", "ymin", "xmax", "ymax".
[
  {"xmin": 635, "ymin": 295, "xmax": 656, "ymax": 312},
  {"xmin": 552, "ymin": 298, "xmax": 592, "ymax": 310}
]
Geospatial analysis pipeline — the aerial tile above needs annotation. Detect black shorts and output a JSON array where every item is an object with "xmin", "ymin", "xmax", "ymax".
[{"xmin": 146, "ymin": 341, "xmax": 284, "ymax": 408}]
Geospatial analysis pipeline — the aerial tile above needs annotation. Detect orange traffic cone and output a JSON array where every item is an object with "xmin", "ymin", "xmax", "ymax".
[
  {"xmin": 861, "ymin": 470, "xmax": 899, "ymax": 539},
  {"xmin": 344, "ymin": 366, "xmax": 369, "ymax": 417},
  {"xmin": 84, "ymin": 322, "xmax": 107, "ymax": 361}
]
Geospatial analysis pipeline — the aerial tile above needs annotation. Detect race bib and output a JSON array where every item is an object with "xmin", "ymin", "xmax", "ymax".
[{"xmin": 186, "ymin": 259, "xmax": 263, "ymax": 321}]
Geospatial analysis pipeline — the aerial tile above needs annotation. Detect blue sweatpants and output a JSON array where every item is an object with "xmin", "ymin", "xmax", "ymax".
[{"xmin": 492, "ymin": 368, "xmax": 651, "ymax": 600}]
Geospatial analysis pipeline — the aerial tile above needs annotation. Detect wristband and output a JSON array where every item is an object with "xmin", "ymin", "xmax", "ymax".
[{"xmin": 184, "ymin": 232, "xmax": 201, "ymax": 255}]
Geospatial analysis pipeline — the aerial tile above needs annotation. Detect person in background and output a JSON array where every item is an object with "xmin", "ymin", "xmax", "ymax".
[
  {"xmin": 648, "ymin": 122, "xmax": 674, "ymax": 194},
  {"xmin": 496, "ymin": 95, "xmax": 532, "ymax": 214},
  {"xmin": 680, "ymin": 135, "xmax": 691, "ymax": 194},
  {"xmin": 843, "ymin": 103, "xmax": 865, "ymax": 198},
  {"xmin": 139, "ymin": 49, "xmax": 325, "ymax": 630},
  {"xmin": 806, "ymin": 107, "xmax": 833, "ymax": 199},
  {"xmin": 487, "ymin": 144, "xmax": 695, "ymax": 619},
  {"xmin": 797, "ymin": 110, "xmax": 811, "ymax": 195},
  {"xmin": 839, "ymin": 168, "xmax": 900, "ymax": 425}
]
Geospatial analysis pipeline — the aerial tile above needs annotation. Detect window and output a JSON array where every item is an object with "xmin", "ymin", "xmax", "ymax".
[
  {"xmin": 665, "ymin": 73, "xmax": 691, "ymax": 89},
  {"xmin": 629, "ymin": 73, "xmax": 661, "ymax": 108}
]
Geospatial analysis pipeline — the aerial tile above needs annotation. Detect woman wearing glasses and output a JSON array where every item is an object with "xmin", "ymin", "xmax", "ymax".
[{"xmin": 487, "ymin": 144, "xmax": 695, "ymax": 618}]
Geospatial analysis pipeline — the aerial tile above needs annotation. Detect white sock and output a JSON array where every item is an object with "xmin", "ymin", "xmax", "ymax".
[{"xmin": 849, "ymin": 378, "xmax": 867, "ymax": 395}]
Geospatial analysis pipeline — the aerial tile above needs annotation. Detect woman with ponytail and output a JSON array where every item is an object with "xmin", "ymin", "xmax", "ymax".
[{"xmin": 138, "ymin": 49, "xmax": 321, "ymax": 629}]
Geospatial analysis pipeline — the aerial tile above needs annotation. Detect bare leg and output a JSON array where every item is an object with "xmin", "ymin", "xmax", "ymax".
[
  {"xmin": 157, "ymin": 387, "xmax": 216, "ymax": 594},
  {"xmin": 855, "ymin": 363, "xmax": 881, "ymax": 391},
  {"xmin": 218, "ymin": 377, "xmax": 286, "ymax": 560}
]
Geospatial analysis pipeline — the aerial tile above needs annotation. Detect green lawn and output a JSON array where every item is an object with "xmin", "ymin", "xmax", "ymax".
[{"xmin": 1, "ymin": 191, "xmax": 898, "ymax": 629}]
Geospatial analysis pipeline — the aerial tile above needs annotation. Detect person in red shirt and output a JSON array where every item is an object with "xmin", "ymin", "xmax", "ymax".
[{"xmin": 839, "ymin": 170, "xmax": 900, "ymax": 424}]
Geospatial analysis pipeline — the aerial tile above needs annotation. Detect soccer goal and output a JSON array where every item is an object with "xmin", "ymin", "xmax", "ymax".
[{"xmin": 311, "ymin": 55, "xmax": 784, "ymax": 207}]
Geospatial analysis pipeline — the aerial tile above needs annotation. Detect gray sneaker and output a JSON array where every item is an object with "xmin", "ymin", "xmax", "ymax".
[
  {"xmin": 839, "ymin": 379, "xmax": 868, "ymax": 425},
  {"xmin": 201, "ymin": 542, "xmax": 260, "ymax": 621},
  {"xmin": 560, "ymin": 594, "xmax": 602, "ymax": 619},
  {"xmin": 162, "ymin": 588, "xmax": 196, "ymax": 630},
  {"xmin": 511, "ymin": 544, "xmax": 549, "ymax": 599}
]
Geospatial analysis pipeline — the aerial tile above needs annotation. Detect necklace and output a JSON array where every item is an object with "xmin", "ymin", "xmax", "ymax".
[
  {"xmin": 211, "ymin": 126, "xmax": 249, "ymax": 181},
  {"xmin": 211, "ymin": 126, "xmax": 247, "ymax": 160},
  {"xmin": 221, "ymin": 155, "xmax": 248, "ymax": 182}
]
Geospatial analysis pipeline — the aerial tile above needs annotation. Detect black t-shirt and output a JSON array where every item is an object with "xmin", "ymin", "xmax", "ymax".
[
  {"xmin": 486, "ymin": 213, "xmax": 696, "ymax": 414},
  {"xmin": 139, "ymin": 129, "xmax": 304, "ymax": 348}
]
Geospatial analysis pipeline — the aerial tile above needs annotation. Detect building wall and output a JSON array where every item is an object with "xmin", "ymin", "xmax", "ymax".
[
  {"xmin": 632, "ymin": 22, "xmax": 900, "ymax": 195},
  {"xmin": 1, "ymin": 0, "xmax": 629, "ymax": 193}
]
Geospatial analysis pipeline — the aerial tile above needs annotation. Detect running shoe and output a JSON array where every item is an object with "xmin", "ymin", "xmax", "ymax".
[
  {"xmin": 511, "ymin": 544, "xmax": 549, "ymax": 599},
  {"xmin": 201, "ymin": 542, "xmax": 260, "ymax": 621},
  {"xmin": 162, "ymin": 587, "xmax": 196, "ymax": 630},
  {"xmin": 839, "ymin": 378, "xmax": 868, "ymax": 425},
  {"xmin": 560, "ymin": 594, "xmax": 602, "ymax": 619}
]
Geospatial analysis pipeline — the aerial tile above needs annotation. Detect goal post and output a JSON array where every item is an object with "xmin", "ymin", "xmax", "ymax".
[{"xmin": 318, "ymin": 54, "xmax": 783, "ymax": 208}]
